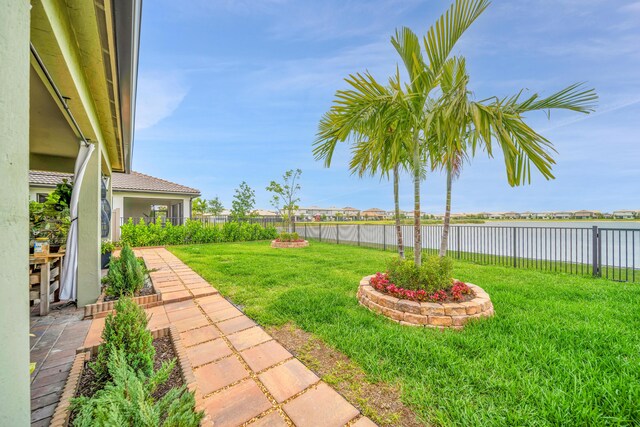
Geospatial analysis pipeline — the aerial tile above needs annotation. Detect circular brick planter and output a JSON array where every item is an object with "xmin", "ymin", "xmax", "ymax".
[
  {"xmin": 271, "ymin": 240, "xmax": 309, "ymax": 248},
  {"xmin": 357, "ymin": 275, "xmax": 494, "ymax": 329}
]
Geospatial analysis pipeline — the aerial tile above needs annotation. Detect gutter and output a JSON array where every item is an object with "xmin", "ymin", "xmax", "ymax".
[{"xmin": 112, "ymin": 0, "xmax": 143, "ymax": 173}]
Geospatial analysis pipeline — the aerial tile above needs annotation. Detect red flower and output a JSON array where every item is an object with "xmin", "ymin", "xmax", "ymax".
[{"xmin": 368, "ymin": 272, "xmax": 473, "ymax": 303}]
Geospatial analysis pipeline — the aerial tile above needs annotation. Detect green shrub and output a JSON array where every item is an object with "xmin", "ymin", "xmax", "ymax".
[
  {"xmin": 92, "ymin": 297, "xmax": 154, "ymax": 382},
  {"xmin": 386, "ymin": 257, "xmax": 422, "ymax": 290},
  {"xmin": 420, "ymin": 255, "xmax": 453, "ymax": 292},
  {"xmin": 72, "ymin": 350, "xmax": 203, "ymax": 427},
  {"xmin": 120, "ymin": 219, "xmax": 278, "ymax": 247},
  {"xmin": 386, "ymin": 256, "xmax": 453, "ymax": 292},
  {"xmin": 100, "ymin": 240, "xmax": 116, "ymax": 254},
  {"xmin": 277, "ymin": 231, "xmax": 300, "ymax": 242},
  {"xmin": 103, "ymin": 245, "xmax": 145, "ymax": 298}
]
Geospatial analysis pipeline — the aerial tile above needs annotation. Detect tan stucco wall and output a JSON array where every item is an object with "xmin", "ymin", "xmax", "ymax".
[{"xmin": 0, "ymin": 1, "xmax": 31, "ymax": 424}]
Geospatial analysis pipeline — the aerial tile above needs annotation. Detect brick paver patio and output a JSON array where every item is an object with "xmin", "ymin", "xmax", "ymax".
[
  {"xmin": 30, "ymin": 304, "xmax": 89, "ymax": 426},
  {"xmin": 82, "ymin": 247, "xmax": 375, "ymax": 426}
]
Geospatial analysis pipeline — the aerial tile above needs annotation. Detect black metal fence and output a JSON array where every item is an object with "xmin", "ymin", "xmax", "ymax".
[
  {"xmin": 117, "ymin": 217, "xmax": 640, "ymax": 282},
  {"xmin": 295, "ymin": 223, "xmax": 640, "ymax": 283}
]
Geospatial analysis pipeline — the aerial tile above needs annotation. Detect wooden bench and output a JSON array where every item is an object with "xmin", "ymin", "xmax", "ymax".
[{"xmin": 30, "ymin": 252, "xmax": 65, "ymax": 316}]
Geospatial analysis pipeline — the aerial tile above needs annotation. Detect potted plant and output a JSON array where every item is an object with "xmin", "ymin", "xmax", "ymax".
[
  {"xmin": 101, "ymin": 240, "xmax": 116, "ymax": 269},
  {"xmin": 29, "ymin": 201, "xmax": 70, "ymax": 254},
  {"xmin": 29, "ymin": 180, "xmax": 72, "ymax": 254}
]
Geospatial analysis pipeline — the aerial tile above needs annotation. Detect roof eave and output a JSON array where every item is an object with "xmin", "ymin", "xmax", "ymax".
[
  {"xmin": 113, "ymin": 188, "xmax": 201, "ymax": 197},
  {"xmin": 112, "ymin": 0, "xmax": 142, "ymax": 173}
]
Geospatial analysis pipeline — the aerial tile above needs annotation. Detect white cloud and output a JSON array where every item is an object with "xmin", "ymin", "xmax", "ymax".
[
  {"xmin": 540, "ymin": 97, "xmax": 640, "ymax": 132},
  {"xmin": 135, "ymin": 72, "xmax": 189, "ymax": 130},
  {"xmin": 247, "ymin": 39, "xmax": 397, "ymax": 94}
]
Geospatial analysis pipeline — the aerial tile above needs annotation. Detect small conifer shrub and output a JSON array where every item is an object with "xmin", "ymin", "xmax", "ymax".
[
  {"xmin": 72, "ymin": 350, "xmax": 204, "ymax": 427},
  {"xmin": 92, "ymin": 297, "xmax": 154, "ymax": 381}
]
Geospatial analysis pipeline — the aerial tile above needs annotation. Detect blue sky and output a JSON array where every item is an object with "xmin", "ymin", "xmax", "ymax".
[{"xmin": 133, "ymin": 0, "xmax": 640, "ymax": 213}]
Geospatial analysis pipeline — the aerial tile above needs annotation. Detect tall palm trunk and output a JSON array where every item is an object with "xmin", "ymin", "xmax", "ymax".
[
  {"xmin": 412, "ymin": 132, "xmax": 422, "ymax": 266},
  {"xmin": 439, "ymin": 165, "xmax": 453, "ymax": 257},
  {"xmin": 393, "ymin": 164, "xmax": 404, "ymax": 259}
]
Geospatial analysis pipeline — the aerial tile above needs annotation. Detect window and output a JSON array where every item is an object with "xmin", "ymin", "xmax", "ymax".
[
  {"xmin": 36, "ymin": 193, "xmax": 48, "ymax": 203},
  {"xmin": 151, "ymin": 205, "xmax": 168, "ymax": 219}
]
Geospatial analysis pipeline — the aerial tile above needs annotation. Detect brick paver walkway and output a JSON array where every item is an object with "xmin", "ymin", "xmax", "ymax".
[
  {"xmin": 30, "ymin": 304, "xmax": 89, "ymax": 426},
  {"xmin": 84, "ymin": 248, "xmax": 375, "ymax": 427}
]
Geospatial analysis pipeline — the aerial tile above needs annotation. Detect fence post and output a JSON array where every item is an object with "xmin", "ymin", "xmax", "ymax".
[
  {"xmin": 592, "ymin": 226, "xmax": 600, "ymax": 277},
  {"xmin": 319, "ymin": 223, "xmax": 322, "ymax": 242},
  {"xmin": 456, "ymin": 227, "xmax": 461, "ymax": 259},
  {"xmin": 304, "ymin": 223, "xmax": 307, "ymax": 239},
  {"xmin": 357, "ymin": 224, "xmax": 360, "ymax": 246},
  {"xmin": 383, "ymin": 225, "xmax": 387, "ymax": 251},
  {"xmin": 512, "ymin": 227, "xmax": 517, "ymax": 268},
  {"xmin": 336, "ymin": 224, "xmax": 339, "ymax": 244}
]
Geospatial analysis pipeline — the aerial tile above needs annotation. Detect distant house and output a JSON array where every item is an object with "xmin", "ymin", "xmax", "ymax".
[
  {"xmin": 502, "ymin": 212, "xmax": 519, "ymax": 219},
  {"xmin": 342, "ymin": 206, "xmax": 360, "ymax": 219},
  {"xmin": 488, "ymin": 212, "xmax": 505, "ymax": 219},
  {"xmin": 297, "ymin": 206, "xmax": 347, "ymax": 220},
  {"xmin": 361, "ymin": 208, "xmax": 386, "ymax": 220},
  {"xmin": 552, "ymin": 211, "xmax": 573, "ymax": 219},
  {"xmin": 573, "ymin": 210, "xmax": 599, "ymax": 219},
  {"xmin": 532, "ymin": 212, "xmax": 550, "ymax": 219},
  {"xmin": 519, "ymin": 211, "xmax": 534, "ymax": 219},
  {"xmin": 298, "ymin": 206, "xmax": 328, "ymax": 218},
  {"xmin": 326, "ymin": 206, "xmax": 345, "ymax": 218},
  {"xmin": 251, "ymin": 209, "xmax": 278, "ymax": 217},
  {"xmin": 613, "ymin": 210, "xmax": 637, "ymax": 219}
]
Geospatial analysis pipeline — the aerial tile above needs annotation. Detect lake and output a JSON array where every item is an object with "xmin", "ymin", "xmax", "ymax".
[{"xmin": 296, "ymin": 221, "xmax": 640, "ymax": 281}]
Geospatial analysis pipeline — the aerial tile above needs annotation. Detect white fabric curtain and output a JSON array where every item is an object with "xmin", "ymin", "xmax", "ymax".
[{"xmin": 59, "ymin": 143, "xmax": 95, "ymax": 301}]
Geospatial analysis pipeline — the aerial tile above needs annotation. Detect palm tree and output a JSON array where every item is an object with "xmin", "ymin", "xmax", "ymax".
[
  {"xmin": 428, "ymin": 57, "xmax": 598, "ymax": 256},
  {"xmin": 315, "ymin": 0, "xmax": 491, "ymax": 266},
  {"xmin": 349, "ymin": 120, "xmax": 413, "ymax": 258},
  {"xmin": 317, "ymin": 71, "xmax": 411, "ymax": 258}
]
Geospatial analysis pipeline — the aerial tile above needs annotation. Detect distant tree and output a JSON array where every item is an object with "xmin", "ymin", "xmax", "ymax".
[
  {"xmin": 207, "ymin": 197, "xmax": 224, "ymax": 216},
  {"xmin": 230, "ymin": 182, "xmax": 255, "ymax": 222},
  {"xmin": 191, "ymin": 198, "xmax": 207, "ymax": 217},
  {"xmin": 266, "ymin": 169, "xmax": 302, "ymax": 232}
]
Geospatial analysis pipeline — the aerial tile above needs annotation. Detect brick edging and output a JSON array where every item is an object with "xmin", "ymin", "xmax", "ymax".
[
  {"xmin": 83, "ymin": 293, "xmax": 162, "ymax": 319},
  {"xmin": 357, "ymin": 275, "xmax": 494, "ymax": 329},
  {"xmin": 49, "ymin": 351, "xmax": 89, "ymax": 427},
  {"xmin": 270, "ymin": 240, "xmax": 309, "ymax": 248},
  {"xmin": 168, "ymin": 325, "xmax": 204, "ymax": 413},
  {"xmin": 85, "ymin": 259, "xmax": 161, "ymax": 319},
  {"xmin": 50, "ymin": 327, "xmax": 198, "ymax": 426}
]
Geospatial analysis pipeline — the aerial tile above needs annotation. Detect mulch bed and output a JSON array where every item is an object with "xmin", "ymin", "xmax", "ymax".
[
  {"xmin": 268, "ymin": 324, "xmax": 424, "ymax": 427},
  {"xmin": 102, "ymin": 280, "xmax": 155, "ymax": 302},
  {"xmin": 74, "ymin": 336, "xmax": 183, "ymax": 402}
]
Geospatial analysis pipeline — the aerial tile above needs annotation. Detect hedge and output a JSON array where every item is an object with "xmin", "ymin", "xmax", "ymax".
[{"xmin": 119, "ymin": 218, "xmax": 278, "ymax": 247}]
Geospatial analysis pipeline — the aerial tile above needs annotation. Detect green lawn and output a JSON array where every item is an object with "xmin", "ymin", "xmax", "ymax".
[{"xmin": 170, "ymin": 241, "xmax": 640, "ymax": 426}]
